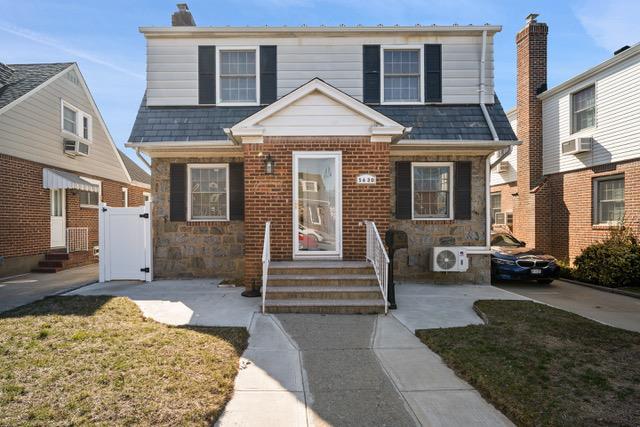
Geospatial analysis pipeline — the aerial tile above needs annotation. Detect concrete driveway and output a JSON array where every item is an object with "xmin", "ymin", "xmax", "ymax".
[
  {"xmin": 0, "ymin": 264, "xmax": 98, "ymax": 312},
  {"xmin": 495, "ymin": 279, "xmax": 640, "ymax": 333}
]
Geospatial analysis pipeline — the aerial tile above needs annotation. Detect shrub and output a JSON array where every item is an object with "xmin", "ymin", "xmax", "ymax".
[{"xmin": 573, "ymin": 227, "xmax": 640, "ymax": 288}]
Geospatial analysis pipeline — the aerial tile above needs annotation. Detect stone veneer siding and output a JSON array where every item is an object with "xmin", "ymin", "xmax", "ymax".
[
  {"xmin": 243, "ymin": 137, "xmax": 391, "ymax": 289},
  {"xmin": 152, "ymin": 157, "xmax": 245, "ymax": 279},
  {"xmin": 390, "ymin": 155, "xmax": 491, "ymax": 284}
]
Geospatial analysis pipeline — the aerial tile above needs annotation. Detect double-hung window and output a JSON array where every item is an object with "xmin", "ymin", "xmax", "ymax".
[
  {"xmin": 79, "ymin": 177, "xmax": 101, "ymax": 208},
  {"xmin": 61, "ymin": 100, "xmax": 92, "ymax": 141},
  {"xmin": 383, "ymin": 48, "xmax": 422, "ymax": 103},
  {"xmin": 412, "ymin": 163, "xmax": 453, "ymax": 220},
  {"xmin": 593, "ymin": 176, "xmax": 624, "ymax": 225},
  {"xmin": 571, "ymin": 85, "xmax": 595, "ymax": 133},
  {"xmin": 218, "ymin": 49, "xmax": 257, "ymax": 104},
  {"xmin": 490, "ymin": 192, "xmax": 502, "ymax": 225},
  {"xmin": 188, "ymin": 164, "xmax": 229, "ymax": 221}
]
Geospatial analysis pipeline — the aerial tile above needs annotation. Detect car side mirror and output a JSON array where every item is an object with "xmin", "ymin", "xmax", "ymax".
[{"xmin": 520, "ymin": 241, "xmax": 527, "ymax": 247}]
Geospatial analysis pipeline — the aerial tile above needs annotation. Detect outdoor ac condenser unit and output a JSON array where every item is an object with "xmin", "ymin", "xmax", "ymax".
[
  {"xmin": 561, "ymin": 137, "xmax": 592, "ymax": 155},
  {"xmin": 432, "ymin": 247, "xmax": 469, "ymax": 272},
  {"xmin": 63, "ymin": 139, "xmax": 89, "ymax": 157},
  {"xmin": 495, "ymin": 211, "xmax": 514, "ymax": 227},
  {"xmin": 497, "ymin": 161, "xmax": 510, "ymax": 173}
]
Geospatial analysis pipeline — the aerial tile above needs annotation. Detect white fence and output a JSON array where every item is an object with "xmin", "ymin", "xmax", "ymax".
[{"xmin": 98, "ymin": 202, "xmax": 152, "ymax": 282}]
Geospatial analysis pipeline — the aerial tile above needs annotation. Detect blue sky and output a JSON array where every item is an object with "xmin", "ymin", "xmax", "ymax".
[{"xmin": 1, "ymin": 0, "xmax": 638, "ymax": 168}]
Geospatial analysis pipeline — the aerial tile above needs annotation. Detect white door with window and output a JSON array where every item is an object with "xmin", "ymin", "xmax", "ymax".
[
  {"xmin": 50, "ymin": 189, "xmax": 66, "ymax": 248},
  {"xmin": 293, "ymin": 152, "xmax": 342, "ymax": 259}
]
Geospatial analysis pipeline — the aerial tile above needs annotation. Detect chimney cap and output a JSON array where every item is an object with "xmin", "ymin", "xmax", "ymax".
[
  {"xmin": 526, "ymin": 13, "xmax": 539, "ymax": 24},
  {"xmin": 177, "ymin": 3, "xmax": 189, "ymax": 11}
]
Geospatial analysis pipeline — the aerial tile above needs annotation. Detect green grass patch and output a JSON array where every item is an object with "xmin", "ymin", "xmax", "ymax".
[
  {"xmin": 620, "ymin": 286, "xmax": 640, "ymax": 297},
  {"xmin": 0, "ymin": 296, "xmax": 248, "ymax": 426},
  {"xmin": 416, "ymin": 300, "xmax": 640, "ymax": 426}
]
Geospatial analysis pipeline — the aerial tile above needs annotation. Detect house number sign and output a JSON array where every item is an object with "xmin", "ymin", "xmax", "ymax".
[{"xmin": 356, "ymin": 174, "xmax": 376, "ymax": 184}]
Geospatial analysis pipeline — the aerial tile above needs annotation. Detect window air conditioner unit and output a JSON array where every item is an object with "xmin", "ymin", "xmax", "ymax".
[
  {"xmin": 495, "ymin": 211, "xmax": 514, "ymax": 227},
  {"xmin": 432, "ymin": 247, "xmax": 469, "ymax": 272},
  {"xmin": 63, "ymin": 139, "xmax": 89, "ymax": 157},
  {"xmin": 497, "ymin": 161, "xmax": 510, "ymax": 173},
  {"xmin": 561, "ymin": 137, "xmax": 592, "ymax": 155}
]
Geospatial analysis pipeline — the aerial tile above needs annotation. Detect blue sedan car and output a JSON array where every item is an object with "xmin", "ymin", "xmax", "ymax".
[{"xmin": 491, "ymin": 232, "xmax": 559, "ymax": 284}]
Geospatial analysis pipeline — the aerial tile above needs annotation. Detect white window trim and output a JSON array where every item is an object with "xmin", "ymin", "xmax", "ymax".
[
  {"xmin": 61, "ymin": 99, "xmax": 93, "ymax": 142},
  {"xmin": 79, "ymin": 177, "xmax": 101, "ymax": 209},
  {"xmin": 215, "ymin": 46, "xmax": 261, "ymax": 106},
  {"xmin": 570, "ymin": 83, "xmax": 597, "ymax": 135},
  {"xmin": 592, "ymin": 174, "xmax": 624, "ymax": 226},
  {"xmin": 309, "ymin": 206, "xmax": 322, "ymax": 225},
  {"xmin": 121, "ymin": 187, "xmax": 128, "ymax": 207},
  {"xmin": 380, "ymin": 45, "xmax": 425, "ymax": 105},
  {"xmin": 187, "ymin": 163, "xmax": 230, "ymax": 222},
  {"xmin": 411, "ymin": 162, "xmax": 454, "ymax": 221}
]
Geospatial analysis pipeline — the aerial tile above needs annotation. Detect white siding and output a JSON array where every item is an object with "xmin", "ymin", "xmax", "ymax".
[
  {"xmin": 258, "ymin": 91, "xmax": 375, "ymax": 136},
  {"xmin": 542, "ymin": 53, "xmax": 640, "ymax": 175},
  {"xmin": 145, "ymin": 34, "xmax": 494, "ymax": 106},
  {"xmin": 0, "ymin": 68, "xmax": 129, "ymax": 183},
  {"xmin": 490, "ymin": 110, "xmax": 517, "ymax": 185}
]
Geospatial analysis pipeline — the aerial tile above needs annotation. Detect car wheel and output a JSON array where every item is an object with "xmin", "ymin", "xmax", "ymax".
[{"xmin": 537, "ymin": 279, "xmax": 554, "ymax": 285}]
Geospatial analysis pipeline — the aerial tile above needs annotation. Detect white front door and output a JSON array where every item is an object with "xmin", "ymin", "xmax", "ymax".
[
  {"xmin": 50, "ymin": 189, "xmax": 66, "ymax": 248},
  {"xmin": 293, "ymin": 152, "xmax": 342, "ymax": 259}
]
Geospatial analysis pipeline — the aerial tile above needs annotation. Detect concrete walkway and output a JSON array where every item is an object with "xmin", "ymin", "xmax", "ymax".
[
  {"xmin": 496, "ymin": 279, "xmax": 640, "ymax": 333},
  {"xmin": 0, "ymin": 263, "xmax": 98, "ymax": 312}
]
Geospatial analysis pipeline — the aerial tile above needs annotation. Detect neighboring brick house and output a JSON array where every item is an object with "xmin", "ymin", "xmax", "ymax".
[
  {"xmin": 490, "ymin": 15, "xmax": 640, "ymax": 262},
  {"xmin": 0, "ymin": 62, "xmax": 150, "ymax": 277},
  {"xmin": 127, "ymin": 6, "xmax": 517, "ymax": 311}
]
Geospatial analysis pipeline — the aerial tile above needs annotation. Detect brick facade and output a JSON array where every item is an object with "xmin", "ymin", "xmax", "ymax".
[
  {"xmin": 0, "ymin": 153, "xmax": 148, "ymax": 277},
  {"xmin": 490, "ymin": 182, "xmax": 517, "ymax": 216},
  {"xmin": 513, "ymin": 19, "xmax": 548, "ymax": 251},
  {"xmin": 243, "ymin": 137, "xmax": 391, "ymax": 289}
]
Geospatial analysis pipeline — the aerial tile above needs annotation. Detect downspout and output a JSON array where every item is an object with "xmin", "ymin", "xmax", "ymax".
[
  {"xmin": 466, "ymin": 30, "xmax": 496, "ymax": 256},
  {"xmin": 135, "ymin": 147, "xmax": 151, "ymax": 169}
]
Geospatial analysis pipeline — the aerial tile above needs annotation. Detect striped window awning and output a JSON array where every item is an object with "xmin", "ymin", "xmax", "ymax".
[{"xmin": 42, "ymin": 168, "xmax": 99, "ymax": 192}]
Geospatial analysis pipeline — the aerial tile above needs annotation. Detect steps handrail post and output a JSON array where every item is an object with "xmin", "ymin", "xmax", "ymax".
[
  {"xmin": 261, "ymin": 221, "xmax": 271, "ymax": 314},
  {"xmin": 364, "ymin": 220, "xmax": 390, "ymax": 314}
]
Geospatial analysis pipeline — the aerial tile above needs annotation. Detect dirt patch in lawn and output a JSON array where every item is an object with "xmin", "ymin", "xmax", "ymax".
[
  {"xmin": 0, "ymin": 296, "xmax": 248, "ymax": 426},
  {"xmin": 417, "ymin": 300, "xmax": 640, "ymax": 427}
]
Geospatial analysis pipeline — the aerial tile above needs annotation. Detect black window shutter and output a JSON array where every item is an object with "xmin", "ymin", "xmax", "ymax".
[
  {"xmin": 198, "ymin": 45, "xmax": 216, "ymax": 104},
  {"xmin": 454, "ymin": 161, "xmax": 472, "ymax": 220},
  {"xmin": 395, "ymin": 161, "xmax": 412, "ymax": 219},
  {"xmin": 424, "ymin": 44, "xmax": 442, "ymax": 103},
  {"xmin": 260, "ymin": 46, "xmax": 277, "ymax": 104},
  {"xmin": 169, "ymin": 163, "xmax": 187, "ymax": 222},
  {"xmin": 363, "ymin": 45, "xmax": 381, "ymax": 104},
  {"xmin": 229, "ymin": 163, "xmax": 245, "ymax": 220}
]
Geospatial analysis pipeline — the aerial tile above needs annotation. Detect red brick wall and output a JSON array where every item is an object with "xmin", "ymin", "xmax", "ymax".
[
  {"xmin": 514, "ymin": 19, "xmax": 548, "ymax": 249},
  {"xmin": 543, "ymin": 160, "xmax": 640, "ymax": 262},
  {"xmin": 490, "ymin": 182, "xmax": 517, "ymax": 217},
  {"xmin": 0, "ymin": 153, "xmax": 148, "ymax": 271},
  {"xmin": 243, "ymin": 137, "xmax": 390, "ymax": 288}
]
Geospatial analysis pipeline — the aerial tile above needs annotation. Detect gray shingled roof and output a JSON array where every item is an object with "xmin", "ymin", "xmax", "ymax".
[
  {"xmin": 0, "ymin": 63, "xmax": 73, "ymax": 110},
  {"xmin": 118, "ymin": 149, "xmax": 151, "ymax": 185},
  {"xmin": 128, "ymin": 94, "xmax": 516, "ymax": 143}
]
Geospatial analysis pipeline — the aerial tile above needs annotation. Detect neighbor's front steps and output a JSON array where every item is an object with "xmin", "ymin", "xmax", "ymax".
[
  {"xmin": 263, "ymin": 260, "xmax": 386, "ymax": 314},
  {"xmin": 32, "ymin": 250, "xmax": 96, "ymax": 273}
]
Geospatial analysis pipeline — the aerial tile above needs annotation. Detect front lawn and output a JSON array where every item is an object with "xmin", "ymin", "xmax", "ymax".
[
  {"xmin": 417, "ymin": 300, "xmax": 640, "ymax": 426},
  {"xmin": 0, "ymin": 296, "xmax": 248, "ymax": 426}
]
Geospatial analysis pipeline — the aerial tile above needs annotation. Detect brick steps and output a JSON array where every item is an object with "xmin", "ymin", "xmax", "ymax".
[
  {"xmin": 264, "ymin": 260, "xmax": 386, "ymax": 314},
  {"xmin": 32, "ymin": 251, "xmax": 95, "ymax": 273}
]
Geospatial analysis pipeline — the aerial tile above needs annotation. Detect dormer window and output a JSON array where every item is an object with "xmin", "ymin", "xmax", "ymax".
[
  {"xmin": 382, "ymin": 47, "xmax": 423, "ymax": 103},
  {"xmin": 61, "ymin": 100, "xmax": 92, "ymax": 141},
  {"xmin": 218, "ymin": 49, "xmax": 258, "ymax": 104}
]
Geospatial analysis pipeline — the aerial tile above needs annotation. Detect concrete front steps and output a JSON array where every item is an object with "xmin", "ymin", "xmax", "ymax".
[{"xmin": 264, "ymin": 261, "xmax": 387, "ymax": 314}]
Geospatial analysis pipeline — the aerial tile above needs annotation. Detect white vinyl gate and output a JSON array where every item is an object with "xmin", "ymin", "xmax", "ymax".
[{"xmin": 99, "ymin": 202, "xmax": 152, "ymax": 282}]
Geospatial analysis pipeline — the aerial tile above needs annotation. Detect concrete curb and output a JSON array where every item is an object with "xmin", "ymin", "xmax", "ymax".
[
  {"xmin": 558, "ymin": 278, "xmax": 640, "ymax": 300},
  {"xmin": 472, "ymin": 303, "xmax": 491, "ymax": 325}
]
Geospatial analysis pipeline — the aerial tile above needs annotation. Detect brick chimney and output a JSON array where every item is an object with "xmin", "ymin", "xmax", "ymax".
[
  {"xmin": 513, "ymin": 13, "xmax": 548, "ymax": 248},
  {"xmin": 172, "ymin": 3, "xmax": 196, "ymax": 26}
]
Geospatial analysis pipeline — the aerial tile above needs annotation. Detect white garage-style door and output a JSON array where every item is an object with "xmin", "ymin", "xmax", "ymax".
[{"xmin": 99, "ymin": 202, "xmax": 152, "ymax": 282}]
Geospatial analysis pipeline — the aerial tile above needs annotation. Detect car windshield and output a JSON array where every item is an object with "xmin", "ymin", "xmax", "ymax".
[{"xmin": 491, "ymin": 234, "xmax": 522, "ymax": 247}]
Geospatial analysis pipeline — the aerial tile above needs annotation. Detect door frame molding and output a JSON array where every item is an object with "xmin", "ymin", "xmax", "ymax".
[{"xmin": 292, "ymin": 151, "xmax": 342, "ymax": 260}]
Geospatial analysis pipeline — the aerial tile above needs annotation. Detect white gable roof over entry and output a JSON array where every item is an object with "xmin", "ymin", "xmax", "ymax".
[{"xmin": 227, "ymin": 78, "xmax": 408, "ymax": 143}]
